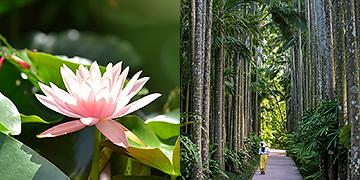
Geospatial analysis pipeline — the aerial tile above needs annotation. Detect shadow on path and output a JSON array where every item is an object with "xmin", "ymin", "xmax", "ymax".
[{"xmin": 252, "ymin": 149, "xmax": 303, "ymax": 180}]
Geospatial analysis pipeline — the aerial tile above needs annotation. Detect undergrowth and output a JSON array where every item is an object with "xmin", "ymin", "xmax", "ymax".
[
  {"xmin": 180, "ymin": 135, "xmax": 260, "ymax": 179},
  {"xmin": 285, "ymin": 98, "xmax": 347, "ymax": 180}
]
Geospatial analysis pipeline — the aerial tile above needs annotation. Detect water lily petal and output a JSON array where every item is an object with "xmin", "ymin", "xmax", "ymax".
[
  {"xmin": 128, "ymin": 77, "xmax": 149, "ymax": 96},
  {"xmin": 114, "ymin": 93, "xmax": 161, "ymax": 117},
  {"xmin": 35, "ymin": 94, "xmax": 81, "ymax": 118},
  {"xmin": 110, "ymin": 62, "xmax": 123, "ymax": 85},
  {"xmin": 50, "ymin": 82, "xmax": 76, "ymax": 105},
  {"xmin": 100, "ymin": 97, "xmax": 117, "ymax": 119},
  {"xmin": 89, "ymin": 61, "xmax": 101, "ymax": 79},
  {"xmin": 111, "ymin": 66, "xmax": 129, "ymax": 99},
  {"xmin": 77, "ymin": 64, "xmax": 90, "ymax": 80},
  {"xmin": 61, "ymin": 65, "xmax": 80, "ymax": 95},
  {"xmin": 119, "ymin": 124, "xmax": 147, "ymax": 146},
  {"xmin": 96, "ymin": 120, "xmax": 129, "ymax": 148},
  {"xmin": 37, "ymin": 120, "xmax": 86, "ymax": 138},
  {"xmin": 80, "ymin": 117, "xmax": 100, "ymax": 126},
  {"xmin": 116, "ymin": 70, "xmax": 142, "ymax": 101}
]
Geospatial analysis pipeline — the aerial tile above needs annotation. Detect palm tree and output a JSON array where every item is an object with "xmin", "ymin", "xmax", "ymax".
[
  {"xmin": 333, "ymin": 0, "xmax": 347, "ymax": 178},
  {"xmin": 345, "ymin": 0, "xmax": 360, "ymax": 178},
  {"xmin": 189, "ymin": 0, "xmax": 205, "ymax": 178},
  {"xmin": 201, "ymin": 0, "xmax": 213, "ymax": 176}
]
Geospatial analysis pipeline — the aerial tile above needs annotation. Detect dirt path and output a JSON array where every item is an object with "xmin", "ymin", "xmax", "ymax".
[{"xmin": 252, "ymin": 149, "xmax": 303, "ymax": 180}]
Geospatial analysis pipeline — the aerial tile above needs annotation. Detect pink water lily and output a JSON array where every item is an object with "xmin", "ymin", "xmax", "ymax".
[{"xmin": 35, "ymin": 61, "xmax": 161, "ymax": 148}]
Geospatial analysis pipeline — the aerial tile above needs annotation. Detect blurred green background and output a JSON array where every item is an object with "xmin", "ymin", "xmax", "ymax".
[{"xmin": 0, "ymin": 0, "xmax": 179, "ymax": 114}]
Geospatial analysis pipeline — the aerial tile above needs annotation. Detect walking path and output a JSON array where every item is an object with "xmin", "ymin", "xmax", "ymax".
[{"xmin": 252, "ymin": 149, "xmax": 303, "ymax": 180}]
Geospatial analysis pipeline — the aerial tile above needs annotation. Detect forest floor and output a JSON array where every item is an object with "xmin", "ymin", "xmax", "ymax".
[{"xmin": 252, "ymin": 149, "xmax": 303, "ymax": 180}]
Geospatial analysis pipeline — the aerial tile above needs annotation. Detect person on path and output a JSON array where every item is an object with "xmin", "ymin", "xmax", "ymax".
[{"xmin": 258, "ymin": 141, "xmax": 270, "ymax": 175}]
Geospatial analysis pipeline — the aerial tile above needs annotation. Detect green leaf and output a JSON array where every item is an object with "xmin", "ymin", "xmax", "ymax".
[
  {"xmin": 101, "ymin": 115, "xmax": 179, "ymax": 176},
  {"xmin": 40, "ymin": 126, "xmax": 94, "ymax": 179},
  {"xmin": 0, "ymin": 92, "xmax": 21, "ymax": 135},
  {"xmin": 0, "ymin": 59, "xmax": 63, "ymax": 122},
  {"xmin": 172, "ymin": 136, "xmax": 180, "ymax": 174},
  {"xmin": 0, "ymin": 132, "xmax": 69, "ymax": 180},
  {"xmin": 20, "ymin": 114, "xmax": 63, "ymax": 124},
  {"xmin": 110, "ymin": 153, "xmax": 152, "ymax": 176},
  {"xmin": 145, "ymin": 108, "xmax": 180, "ymax": 139},
  {"xmin": 26, "ymin": 50, "xmax": 87, "ymax": 89}
]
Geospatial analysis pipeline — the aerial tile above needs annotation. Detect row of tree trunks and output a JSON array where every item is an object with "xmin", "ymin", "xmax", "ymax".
[
  {"xmin": 303, "ymin": 0, "xmax": 360, "ymax": 179},
  {"xmin": 182, "ymin": 0, "xmax": 261, "ymax": 178}
]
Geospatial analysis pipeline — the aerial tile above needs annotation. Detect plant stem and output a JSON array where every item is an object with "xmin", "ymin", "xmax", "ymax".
[{"xmin": 91, "ymin": 127, "xmax": 101, "ymax": 180}]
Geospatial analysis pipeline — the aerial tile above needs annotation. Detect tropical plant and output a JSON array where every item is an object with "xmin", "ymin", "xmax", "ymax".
[
  {"xmin": 285, "ymin": 98, "xmax": 345, "ymax": 180},
  {"xmin": 0, "ymin": 36, "xmax": 180, "ymax": 179}
]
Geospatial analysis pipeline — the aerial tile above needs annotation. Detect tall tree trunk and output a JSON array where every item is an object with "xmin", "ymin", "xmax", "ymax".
[
  {"xmin": 355, "ymin": 0, "xmax": 360, "ymax": 52},
  {"xmin": 201, "ymin": 0, "xmax": 212, "ymax": 176},
  {"xmin": 311, "ymin": 0, "xmax": 318, "ymax": 109},
  {"xmin": 239, "ymin": 55, "xmax": 245, "ymax": 149},
  {"xmin": 297, "ymin": 0, "xmax": 304, "ymax": 122},
  {"xmin": 304, "ymin": 0, "xmax": 310, "ymax": 111},
  {"xmin": 232, "ymin": 53, "xmax": 240, "ymax": 172},
  {"xmin": 345, "ymin": 0, "xmax": 360, "ymax": 178},
  {"xmin": 213, "ymin": 35, "xmax": 225, "ymax": 173},
  {"xmin": 333, "ymin": 0, "xmax": 347, "ymax": 178},
  {"xmin": 253, "ymin": 49, "xmax": 261, "ymax": 136},
  {"xmin": 290, "ymin": 45, "xmax": 298, "ymax": 133},
  {"xmin": 316, "ymin": 0, "xmax": 324, "ymax": 102},
  {"xmin": 323, "ymin": 0, "xmax": 337, "ymax": 179},
  {"xmin": 190, "ymin": 0, "xmax": 204, "ymax": 178}
]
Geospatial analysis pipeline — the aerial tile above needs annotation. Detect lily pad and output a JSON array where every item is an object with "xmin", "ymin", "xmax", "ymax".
[
  {"xmin": 101, "ymin": 115, "xmax": 179, "ymax": 176},
  {"xmin": 0, "ymin": 92, "xmax": 21, "ymax": 135},
  {"xmin": 145, "ymin": 108, "xmax": 180, "ymax": 139},
  {"xmin": 0, "ymin": 132, "xmax": 69, "ymax": 180},
  {"xmin": 0, "ymin": 59, "xmax": 63, "ymax": 122},
  {"xmin": 40, "ymin": 126, "xmax": 94, "ymax": 180},
  {"xmin": 26, "ymin": 50, "xmax": 88, "ymax": 89}
]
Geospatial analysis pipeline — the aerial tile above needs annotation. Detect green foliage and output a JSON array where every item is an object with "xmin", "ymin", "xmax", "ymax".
[
  {"xmin": 102, "ymin": 115, "xmax": 180, "ymax": 176},
  {"xmin": 0, "ymin": 34, "xmax": 176, "ymax": 179},
  {"xmin": 224, "ymin": 145, "xmax": 243, "ymax": 171},
  {"xmin": 0, "ymin": 132, "xmax": 69, "ymax": 180},
  {"xmin": 180, "ymin": 136, "xmax": 229, "ymax": 179},
  {"xmin": 180, "ymin": 136, "xmax": 197, "ymax": 179},
  {"xmin": 146, "ymin": 108, "xmax": 180, "ymax": 140},
  {"xmin": 339, "ymin": 124, "xmax": 350, "ymax": 148},
  {"xmin": 226, "ymin": 135, "xmax": 261, "ymax": 180},
  {"xmin": 0, "ymin": 92, "xmax": 21, "ymax": 135},
  {"xmin": 285, "ymin": 99, "xmax": 345, "ymax": 180},
  {"xmin": 208, "ymin": 143, "xmax": 230, "ymax": 179}
]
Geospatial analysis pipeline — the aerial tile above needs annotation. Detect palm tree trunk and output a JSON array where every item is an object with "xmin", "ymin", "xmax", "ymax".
[
  {"xmin": 232, "ymin": 53, "xmax": 240, "ymax": 172},
  {"xmin": 201, "ymin": 0, "xmax": 212, "ymax": 176},
  {"xmin": 311, "ymin": 0, "xmax": 318, "ymax": 108},
  {"xmin": 190, "ymin": 0, "xmax": 205, "ymax": 178},
  {"xmin": 345, "ymin": 0, "xmax": 360, "ymax": 178},
  {"xmin": 213, "ymin": 35, "xmax": 225, "ymax": 172},
  {"xmin": 323, "ymin": 0, "xmax": 337, "ymax": 179},
  {"xmin": 239, "ymin": 54, "xmax": 245, "ymax": 149},
  {"xmin": 333, "ymin": 0, "xmax": 347, "ymax": 178},
  {"xmin": 316, "ymin": 0, "xmax": 324, "ymax": 102},
  {"xmin": 290, "ymin": 45, "xmax": 297, "ymax": 133},
  {"xmin": 297, "ymin": 0, "xmax": 304, "ymax": 121}
]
